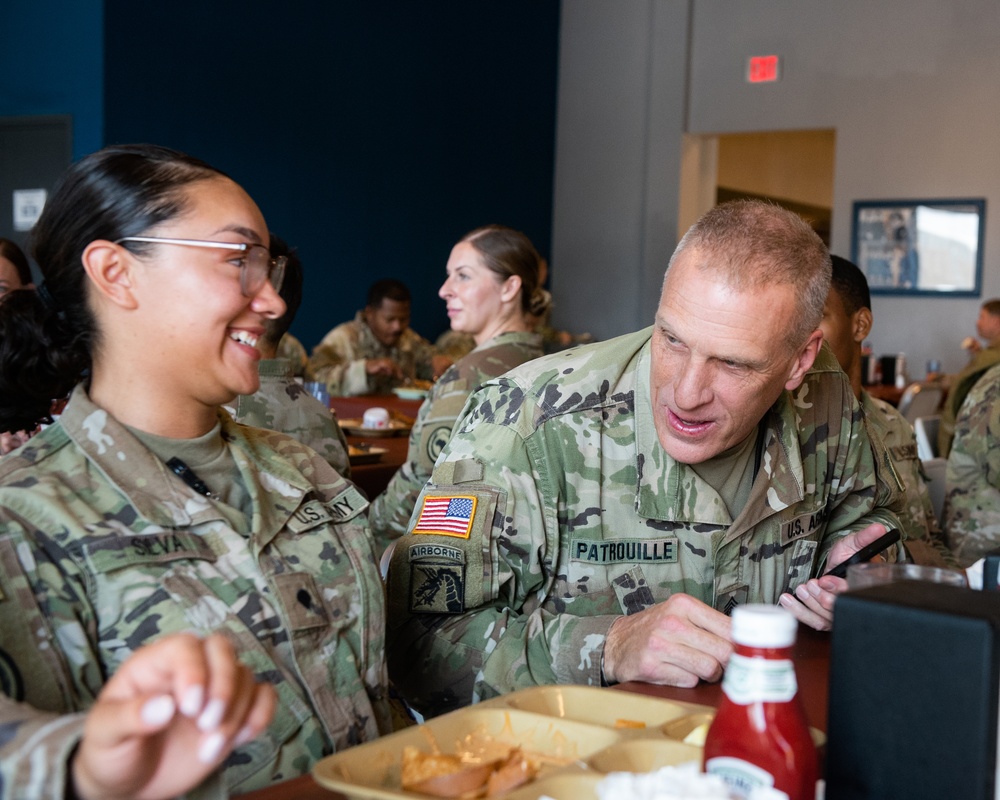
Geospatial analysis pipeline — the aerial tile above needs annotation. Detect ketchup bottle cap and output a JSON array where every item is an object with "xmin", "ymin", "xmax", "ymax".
[{"xmin": 731, "ymin": 605, "xmax": 798, "ymax": 648}]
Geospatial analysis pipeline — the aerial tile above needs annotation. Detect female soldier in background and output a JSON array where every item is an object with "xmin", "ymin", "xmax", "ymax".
[{"xmin": 369, "ymin": 225, "xmax": 547, "ymax": 552}]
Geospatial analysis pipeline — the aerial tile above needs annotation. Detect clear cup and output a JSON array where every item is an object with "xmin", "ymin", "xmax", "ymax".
[
  {"xmin": 846, "ymin": 562, "xmax": 968, "ymax": 590},
  {"xmin": 302, "ymin": 381, "xmax": 330, "ymax": 406}
]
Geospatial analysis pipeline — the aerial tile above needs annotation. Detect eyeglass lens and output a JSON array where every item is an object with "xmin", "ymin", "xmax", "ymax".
[{"xmin": 243, "ymin": 246, "xmax": 285, "ymax": 297}]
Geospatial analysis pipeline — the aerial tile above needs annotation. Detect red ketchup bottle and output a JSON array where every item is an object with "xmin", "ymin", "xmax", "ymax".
[{"xmin": 703, "ymin": 604, "xmax": 818, "ymax": 800}]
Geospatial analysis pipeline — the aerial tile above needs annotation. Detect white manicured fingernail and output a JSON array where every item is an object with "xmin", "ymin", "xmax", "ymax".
[
  {"xmin": 198, "ymin": 731, "xmax": 226, "ymax": 764},
  {"xmin": 180, "ymin": 685, "xmax": 204, "ymax": 718},
  {"xmin": 197, "ymin": 699, "xmax": 225, "ymax": 732},
  {"xmin": 233, "ymin": 725, "xmax": 255, "ymax": 747},
  {"xmin": 140, "ymin": 695, "xmax": 176, "ymax": 726}
]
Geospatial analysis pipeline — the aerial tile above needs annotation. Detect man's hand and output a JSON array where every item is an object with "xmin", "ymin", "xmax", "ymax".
[
  {"xmin": 365, "ymin": 358, "xmax": 402, "ymax": 378},
  {"xmin": 601, "ymin": 594, "xmax": 733, "ymax": 687},
  {"xmin": 72, "ymin": 633, "xmax": 276, "ymax": 800},
  {"xmin": 778, "ymin": 523, "xmax": 889, "ymax": 631}
]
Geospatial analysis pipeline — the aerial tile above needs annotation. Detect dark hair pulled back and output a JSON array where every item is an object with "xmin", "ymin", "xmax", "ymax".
[
  {"xmin": 0, "ymin": 144, "xmax": 224, "ymax": 433},
  {"xmin": 461, "ymin": 225, "xmax": 550, "ymax": 316}
]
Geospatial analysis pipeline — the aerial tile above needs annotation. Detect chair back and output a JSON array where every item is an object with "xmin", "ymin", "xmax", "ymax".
[
  {"xmin": 914, "ymin": 415, "xmax": 940, "ymax": 460},
  {"xmin": 897, "ymin": 382, "xmax": 944, "ymax": 424},
  {"xmin": 922, "ymin": 456, "xmax": 947, "ymax": 528}
]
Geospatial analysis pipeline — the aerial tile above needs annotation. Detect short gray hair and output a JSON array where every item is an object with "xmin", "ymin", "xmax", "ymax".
[{"xmin": 666, "ymin": 200, "xmax": 832, "ymax": 350}]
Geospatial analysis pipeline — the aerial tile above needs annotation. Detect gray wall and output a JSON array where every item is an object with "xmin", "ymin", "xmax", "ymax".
[
  {"xmin": 551, "ymin": 0, "xmax": 691, "ymax": 340},
  {"xmin": 554, "ymin": 0, "xmax": 1000, "ymax": 376}
]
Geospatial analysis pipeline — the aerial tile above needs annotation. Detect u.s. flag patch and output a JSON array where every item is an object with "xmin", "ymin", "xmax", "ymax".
[{"xmin": 412, "ymin": 494, "xmax": 477, "ymax": 539}]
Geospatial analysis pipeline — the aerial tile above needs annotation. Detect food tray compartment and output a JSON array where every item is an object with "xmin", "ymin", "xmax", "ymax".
[
  {"xmin": 479, "ymin": 685, "xmax": 702, "ymax": 731},
  {"xmin": 587, "ymin": 738, "xmax": 702, "ymax": 773},
  {"xmin": 313, "ymin": 707, "xmax": 621, "ymax": 799}
]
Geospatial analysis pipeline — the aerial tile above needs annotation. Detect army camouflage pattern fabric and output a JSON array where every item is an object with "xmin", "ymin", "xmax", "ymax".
[
  {"xmin": 227, "ymin": 357, "xmax": 352, "ymax": 478},
  {"xmin": 860, "ymin": 392, "xmax": 956, "ymax": 568},
  {"xmin": 938, "ymin": 344, "xmax": 1000, "ymax": 457},
  {"xmin": 0, "ymin": 385, "xmax": 390, "ymax": 798},
  {"xmin": 309, "ymin": 312, "xmax": 439, "ymax": 396},
  {"xmin": 276, "ymin": 332, "xmax": 311, "ymax": 379},
  {"xmin": 944, "ymin": 362, "xmax": 1000, "ymax": 565},
  {"xmin": 387, "ymin": 329, "xmax": 903, "ymax": 717},
  {"xmin": 369, "ymin": 332, "xmax": 544, "ymax": 551}
]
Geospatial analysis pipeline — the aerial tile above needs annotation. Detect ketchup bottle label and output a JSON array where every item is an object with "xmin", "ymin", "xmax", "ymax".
[
  {"xmin": 704, "ymin": 757, "xmax": 779, "ymax": 798},
  {"xmin": 722, "ymin": 653, "xmax": 797, "ymax": 704}
]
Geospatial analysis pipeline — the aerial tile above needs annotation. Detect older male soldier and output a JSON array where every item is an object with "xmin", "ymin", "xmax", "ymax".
[
  {"xmin": 386, "ymin": 201, "xmax": 902, "ymax": 718},
  {"xmin": 819, "ymin": 255, "xmax": 954, "ymax": 567},
  {"xmin": 309, "ymin": 279, "xmax": 450, "ymax": 396}
]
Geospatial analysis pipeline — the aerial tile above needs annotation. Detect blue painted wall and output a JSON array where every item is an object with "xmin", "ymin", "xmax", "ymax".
[
  {"xmin": 0, "ymin": 1, "xmax": 104, "ymax": 159},
  {"xmin": 103, "ymin": 1, "xmax": 560, "ymax": 350}
]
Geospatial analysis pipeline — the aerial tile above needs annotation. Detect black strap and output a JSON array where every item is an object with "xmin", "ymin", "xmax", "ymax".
[{"xmin": 166, "ymin": 457, "xmax": 218, "ymax": 500}]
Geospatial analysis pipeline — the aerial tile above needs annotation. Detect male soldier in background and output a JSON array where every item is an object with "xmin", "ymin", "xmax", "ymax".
[
  {"xmin": 944, "ymin": 361, "xmax": 1000, "ymax": 565},
  {"xmin": 309, "ymin": 278, "xmax": 450, "ymax": 396},
  {"xmin": 228, "ymin": 235, "xmax": 351, "ymax": 477},
  {"xmin": 387, "ymin": 201, "xmax": 902, "ymax": 717},
  {"xmin": 939, "ymin": 298, "xmax": 1000, "ymax": 457},
  {"xmin": 819, "ymin": 255, "xmax": 954, "ymax": 567}
]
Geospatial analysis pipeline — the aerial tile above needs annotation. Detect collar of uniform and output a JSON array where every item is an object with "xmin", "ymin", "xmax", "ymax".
[
  {"xmin": 59, "ymin": 385, "xmax": 223, "ymax": 527},
  {"xmin": 632, "ymin": 341, "xmax": 808, "ymax": 529},
  {"xmin": 215, "ymin": 412, "xmax": 318, "ymax": 551},
  {"xmin": 634, "ymin": 342, "xmax": 732, "ymax": 525},
  {"xmin": 471, "ymin": 330, "xmax": 544, "ymax": 354},
  {"xmin": 256, "ymin": 357, "xmax": 294, "ymax": 379}
]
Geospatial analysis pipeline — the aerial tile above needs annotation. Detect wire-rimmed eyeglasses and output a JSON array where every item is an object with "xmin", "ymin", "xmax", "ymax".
[{"xmin": 114, "ymin": 236, "xmax": 286, "ymax": 297}]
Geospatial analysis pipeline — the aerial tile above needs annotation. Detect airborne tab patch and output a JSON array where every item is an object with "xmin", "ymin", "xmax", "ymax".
[{"xmin": 412, "ymin": 494, "xmax": 477, "ymax": 539}]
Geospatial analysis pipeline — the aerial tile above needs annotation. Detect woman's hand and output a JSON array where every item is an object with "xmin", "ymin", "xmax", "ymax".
[{"xmin": 72, "ymin": 633, "xmax": 276, "ymax": 800}]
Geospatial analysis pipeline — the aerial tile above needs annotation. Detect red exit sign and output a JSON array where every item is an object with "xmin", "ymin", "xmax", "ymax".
[{"xmin": 747, "ymin": 55, "xmax": 781, "ymax": 83}]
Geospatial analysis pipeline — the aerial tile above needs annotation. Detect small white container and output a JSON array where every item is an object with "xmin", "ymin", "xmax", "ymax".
[{"xmin": 362, "ymin": 407, "xmax": 390, "ymax": 429}]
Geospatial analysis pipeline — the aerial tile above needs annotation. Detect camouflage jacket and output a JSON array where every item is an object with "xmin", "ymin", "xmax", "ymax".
[
  {"xmin": 0, "ymin": 386, "xmax": 390, "ymax": 798},
  {"xmin": 369, "ymin": 332, "xmax": 544, "ymax": 552},
  {"xmin": 276, "ymin": 332, "xmax": 311, "ymax": 378},
  {"xmin": 944, "ymin": 362, "xmax": 1000, "ymax": 565},
  {"xmin": 861, "ymin": 392, "xmax": 955, "ymax": 567},
  {"xmin": 938, "ymin": 344, "xmax": 1000, "ymax": 457},
  {"xmin": 227, "ymin": 358, "xmax": 351, "ymax": 478},
  {"xmin": 309, "ymin": 312, "xmax": 438, "ymax": 396},
  {"xmin": 387, "ymin": 329, "xmax": 902, "ymax": 717}
]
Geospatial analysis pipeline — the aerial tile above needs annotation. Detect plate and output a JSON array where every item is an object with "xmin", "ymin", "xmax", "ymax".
[
  {"xmin": 312, "ymin": 686, "xmax": 717, "ymax": 800},
  {"xmin": 339, "ymin": 418, "xmax": 412, "ymax": 437},
  {"xmin": 393, "ymin": 387, "xmax": 429, "ymax": 400},
  {"xmin": 348, "ymin": 445, "xmax": 388, "ymax": 465}
]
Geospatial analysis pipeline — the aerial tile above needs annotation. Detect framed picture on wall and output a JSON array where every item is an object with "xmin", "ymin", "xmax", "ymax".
[{"xmin": 851, "ymin": 198, "xmax": 985, "ymax": 296}]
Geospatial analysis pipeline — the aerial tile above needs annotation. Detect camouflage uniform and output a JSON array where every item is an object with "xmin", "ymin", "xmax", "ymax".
[
  {"xmin": 434, "ymin": 330, "xmax": 476, "ymax": 362},
  {"xmin": 276, "ymin": 332, "xmax": 311, "ymax": 378},
  {"xmin": 369, "ymin": 332, "xmax": 544, "ymax": 552},
  {"xmin": 943, "ymin": 362, "xmax": 1000, "ymax": 565},
  {"xmin": 309, "ymin": 312, "xmax": 439, "ymax": 396},
  {"xmin": 860, "ymin": 391, "xmax": 956, "ymax": 567},
  {"xmin": 387, "ymin": 329, "xmax": 902, "ymax": 717},
  {"xmin": 226, "ymin": 357, "xmax": 352, "ymax": 478},
  {"xmin": 0, "ymin": 385, "xmax": 391, "ymax": 798},
  {"xmin": 938, "ymin": 344, "xmax": 1000, "ymax": 457}
]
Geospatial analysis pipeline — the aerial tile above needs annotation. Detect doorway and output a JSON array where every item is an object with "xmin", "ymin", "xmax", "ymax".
[{"xmin": 678, "ymin": 129, "xmax": 836, "ymax": 245}]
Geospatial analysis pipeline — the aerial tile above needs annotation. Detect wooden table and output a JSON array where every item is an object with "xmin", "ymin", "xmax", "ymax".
[
  {"xmin": 863, "ymin": 383, "xmax": 904, "ymax": 406},
  {"xmin": 330, "ymin": 395, "xmax": 423, "ymax": 499},
  {"xmin": 236, "ymin": 628, "xmax": 831, "ymax": 799}
]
